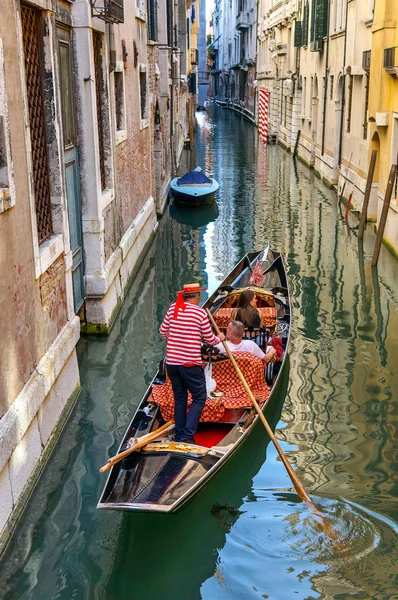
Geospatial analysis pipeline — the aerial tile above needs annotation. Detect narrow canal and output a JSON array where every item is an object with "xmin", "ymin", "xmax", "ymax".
[{"xmin": 1, "ymin": 105, "xmax": 398, "ymax": 600}]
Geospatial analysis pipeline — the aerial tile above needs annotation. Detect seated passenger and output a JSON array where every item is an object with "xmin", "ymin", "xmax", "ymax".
[
  {"xmin": 215, "ymin": 320, "xmax": 276, "ymax": 364},
  {"xmin": 232, "ymin": 290, "xmax": 263, "ymax": 328}
]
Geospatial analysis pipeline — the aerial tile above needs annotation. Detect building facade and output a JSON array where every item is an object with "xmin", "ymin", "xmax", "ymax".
[
  {"xmin": 0, "ymin": 0, "xmax": 81, "ymax": 546},
  {"xmin": 368, "ymin": 0, "xmax": 398, "ymax": 255},
  {"xmin": 256, "ymin": 1, "xmax": 397, "ymax": 244},
  {"xmin": 0, "ymin": 0, "xmax": 198, "ymax": 546},
  {"xmin": 210, "ymin": 0, "xmax": 257, "ymax": 121}
]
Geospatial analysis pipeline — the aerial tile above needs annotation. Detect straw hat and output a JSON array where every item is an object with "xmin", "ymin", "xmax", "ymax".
[
  {"xmin": 181, "ymin": 283, "xmax": 207, "ymax": 293},
  {"xmin": 173, "ymin": 283, "xmax": 207, "ymax": 318}
]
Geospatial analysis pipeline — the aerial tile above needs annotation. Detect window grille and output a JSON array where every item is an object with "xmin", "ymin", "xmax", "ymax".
[
  {"xmin": 90, "ymin": 0, "xmax": 124, "ymax": 24},
  {"xmin": 147, "ymin": 0, "xmax": 158, "ymax": 42},
  {"xmin": 21, "ymin": 5, "xmax": 52, "ymax": 243},
  {"xmin": 363, "ymin": 75, "xmax": 369, "ymax": 140},
  {"xmin": 140, "ymin": 70, "xmax": 147, "ymax": 119},
  {"xmin": 330, "ymin": 75, "xmax": 334, "ymax": 100},
  {"xmin": 114, "ymin": 71, "xmax": 124, "ymax": 131},
  {"xmin": 93, "ymin": 32, "xmax": 106, "ymax": 189},
  {"xmin": 362, "ymin": 50, "xmax": 371, "ymax": 72},
  {"xmin": 347, "ymin": 75, "xmax": 353, "ymax": 133}
]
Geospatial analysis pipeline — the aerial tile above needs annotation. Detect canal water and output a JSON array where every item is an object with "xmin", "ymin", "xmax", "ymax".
[{"xmin": 1, "ymin": 105, "xmax": 398, "ymax": 600}]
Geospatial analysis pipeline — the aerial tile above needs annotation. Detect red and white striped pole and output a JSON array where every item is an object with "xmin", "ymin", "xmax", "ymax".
[{"xmin": 258, "ymin": 87, "xmax": 269, "ymax": 144}]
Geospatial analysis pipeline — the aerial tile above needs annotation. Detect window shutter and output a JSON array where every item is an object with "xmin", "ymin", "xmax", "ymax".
[
  {"xmin": 315, "ymin": 0, "xmax": 329, "ymax": 40},
  {"xmin": 310, "ymin": 0, "xmax": 328, "ymax": 51},
  {"xmin": 302, "ymin": 3, "xmax": 309, "ymax": 46},
  {"xmin": 294, "ymin": 21, "xmax": 302, "ymax": 48}
]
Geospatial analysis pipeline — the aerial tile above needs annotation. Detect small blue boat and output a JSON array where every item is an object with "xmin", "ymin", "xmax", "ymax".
[{"xmin": 170, "ymin": 167, "xmax": 219, "ymax": 206}]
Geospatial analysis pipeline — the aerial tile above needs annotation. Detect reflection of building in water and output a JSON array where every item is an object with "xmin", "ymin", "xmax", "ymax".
[
  {"xmin": 202, "ymin": 108, "xmax": 259, "ymax": 281},
  {"xmin": 255, "ymin": 149, "xmax": 398, "ymax": 507},
  {"xmin": 155, "ymin": 212, "xmax": 209, "ymax": 313}
]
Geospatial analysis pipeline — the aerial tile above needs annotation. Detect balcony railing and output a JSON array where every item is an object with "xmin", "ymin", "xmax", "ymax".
[
  {"xmin": 91, "ymin": 0, "xmax": 124, "ymax": 23},
  {"xmin": 190, "ymin": 48, "xmax": 199, "ymax": 65},
  {"xmin": 310, "ymin": 38, "xmax": 324, "ymax": 53},
  {"xmin": 362, "ymin": 50, "xmax": 371, "ymax": 72},
  {"xmin": 384, "ymin": 47, "xmax": 398, "ymax": 78},
  {"xmin": 236, "ymin": 11, "xmax": 249, "ymax": 30}
]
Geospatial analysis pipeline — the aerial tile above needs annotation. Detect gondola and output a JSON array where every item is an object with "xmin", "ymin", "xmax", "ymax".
[
  {"xmin": 97, "ymin": 247, "xmax": 291, "ymax": 513},
  {"xmin": 169, "ymin": 167, "xmax": 219, "ymax": 206}
]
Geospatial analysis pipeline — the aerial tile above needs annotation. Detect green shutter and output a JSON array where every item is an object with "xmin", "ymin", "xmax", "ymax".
[
  {"xmin": 311, "ymin": 0, "xmax": 316, "ymax": 42},
  {"xmin": 302, "ymin": 3, "xmax": 309, "ymax": 46},
  {"xmin": 315, "ymin": 0, "xmax": 329, "ymax": 40},
  {"xmin": 294, "ymin": 21, "xmax": 302, "ymax": 47},
  {"xmin": 310, "ymin": 0, "xmax": 328, "ymax": 50}
]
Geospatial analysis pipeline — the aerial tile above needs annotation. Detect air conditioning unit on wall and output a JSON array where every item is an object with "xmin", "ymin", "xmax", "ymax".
[{"xmin": 310, "ymin": 39, "xmax": 324, "ymax": 53}]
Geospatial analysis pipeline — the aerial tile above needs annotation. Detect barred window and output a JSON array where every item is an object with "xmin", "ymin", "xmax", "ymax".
[
  {"xmin": 147, "ymin": 0, "xmax": 158, "ymax": 41},
  {"xmin": 140, "ymin": 68, "xmax": 147, "ymax": 121},
  {"xmin": 0, "ymin": 38, "xmax": 15, "ymax": 213},
  {"xmin": 20, "ymin": 5, "xmax": 52, "ymax": 242},
  {"xmin": 114, "ymin": 68, "xmax": 125, "ymax": 132},
  {"xmin": 347, "ymin": 75, "xmax": 353, "ymax": 133}
]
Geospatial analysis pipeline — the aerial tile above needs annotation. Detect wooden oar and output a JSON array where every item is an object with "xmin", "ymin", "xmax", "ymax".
[
  {"xmin": 100, "ymin": 421, "xmax": 174, "ymax": 472},
  {"xmin": 207, "ymin": 309, "xmax": 311, "ymax": 502},
  {"xmin": 207, "ymin": 309, "xmax": 343, "ymax": 547}
]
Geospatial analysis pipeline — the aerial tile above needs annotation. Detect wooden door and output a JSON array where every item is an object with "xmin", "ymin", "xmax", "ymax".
[{"xmin": 57, "ymin": 26, "xmax": 85, "ymax": 313}]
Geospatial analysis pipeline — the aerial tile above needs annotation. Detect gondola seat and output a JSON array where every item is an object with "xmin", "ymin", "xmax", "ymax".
[
  {"xmin": 213, "ymin": 306, "xmax": 277, "ymax": 329},
  {"xmin": 151, "ymin": 352, "xmax": 270, "ymax": 423}
]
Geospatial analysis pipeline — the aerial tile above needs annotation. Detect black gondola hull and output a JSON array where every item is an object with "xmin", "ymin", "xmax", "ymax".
[{"xmin": 98, "ymin": 247, "xmax": 291, "ymax": 513}]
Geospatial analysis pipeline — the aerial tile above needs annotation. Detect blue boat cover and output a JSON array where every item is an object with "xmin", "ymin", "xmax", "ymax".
[{"xmin": 177, "ymin": 170, "xmax": 212, "ymax": 185}]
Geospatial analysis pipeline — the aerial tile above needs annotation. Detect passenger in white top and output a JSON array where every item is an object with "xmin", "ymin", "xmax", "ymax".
[{"xmin": 215, "ymin": 320, "xmax": 276, "ymax": 364}]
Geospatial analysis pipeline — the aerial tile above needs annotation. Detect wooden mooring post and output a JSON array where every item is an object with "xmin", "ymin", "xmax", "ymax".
[
  {"xmin": 337, "ymin": 182, "xmax": 346, "ymax": 206},
  {"xmin": 371, "ymin": 163, "xmax": 397, "ymax": 267},
  {"xmin": 293, "ymin": 130, "xmax": 301, "ymax": 157},
  {"xmin": 358, "ymin": 150, "xmax": 377, "ymax": 239},
  {"xmin": 344, "ymin": 192, "xmax": 353, "ymax": 220}
]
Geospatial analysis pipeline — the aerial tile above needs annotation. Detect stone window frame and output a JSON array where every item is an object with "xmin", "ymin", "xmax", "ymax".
[
  {"xmin": 365, "ymin": 0, "xmax": 375, "ymax": 25},
  {"xmin": 139, "ymin": 63, "xmax": 149, "ymax": 130},
  {"xmin": 0, "ymin": 38, "xmax": 16, "ymax": 214},
  {"xmin": 391, "ymin": 114, "xmax": 398, "ymax": 203},
  {"xmin": 92, "ymin": 27, "xmax": 114, "ymax": 196},
  {"xmin": 135, "ymin": 0, "xmax": 147, "ymax": 23},
  {"xmin": 16, "ymin": 2, "xmax": 67, "ymax": 279},
  {"xmin": 114, "ymin": 61, "xmax": 127, "ymax": 145}
]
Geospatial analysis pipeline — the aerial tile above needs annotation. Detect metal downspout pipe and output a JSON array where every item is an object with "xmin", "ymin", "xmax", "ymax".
[
  {"xmin": 167, "ymin": 0, "xmax": 175, "ymax": 176},
  {"xmin": 338, "ymin": 0, "xmax": 349, "ymax": 165},
  {"xmin": 321, "ymin": 0, "xmax": 331, "ymax": 155}
]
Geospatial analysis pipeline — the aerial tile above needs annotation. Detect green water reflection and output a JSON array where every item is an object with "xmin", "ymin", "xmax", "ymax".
[{"xmin": 1, "ymin": 105, "xmax": 398, "ymax": 600}]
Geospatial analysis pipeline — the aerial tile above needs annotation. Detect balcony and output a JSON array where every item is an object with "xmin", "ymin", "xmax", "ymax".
[
  {"xmin": 190, "ymin": 48, "xmax": 199, "ymax": 65},
  {"xmin": 362, "ymin": 50, "xmax": 371, "ymax": 72},
  {"xmin": 90, "ymin": 0, "xmax": 124, "ymax": 23},
  {"xmin": 276, "ymin": 42, "xmax": 287, "ymax": 55},
  {"xmin": 236, "ymin": 12, "xmax": 249, "ymax": 30},
  {"xmin": 310, "ymin": 39, "xmax": 324, "ymax": 53},
  {"xmin": 384, "ymin": 47, "xmax": 398, "ymax": 78}
]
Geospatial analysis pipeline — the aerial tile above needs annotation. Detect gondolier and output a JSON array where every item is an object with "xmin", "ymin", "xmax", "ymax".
[
  {"xmin": 160, "ymin": 283, "xmax": 225, "ymax": 444},
  {"xmin": 98, "ymin": 248, "xmax": 292, "ymax": 514}
]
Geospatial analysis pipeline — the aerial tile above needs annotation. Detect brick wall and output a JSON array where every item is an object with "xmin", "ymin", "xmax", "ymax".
[{"xmin": 39, "ymin": 254, "xmax": 67, "ymax": 339}]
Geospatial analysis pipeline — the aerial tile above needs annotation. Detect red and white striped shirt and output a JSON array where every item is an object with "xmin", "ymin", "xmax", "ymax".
[{"xmin": 160, "ymin": 302, "xmax": 221, "ymax": 365}]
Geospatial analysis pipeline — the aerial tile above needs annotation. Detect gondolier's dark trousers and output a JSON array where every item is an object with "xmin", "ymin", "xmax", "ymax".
[{"xmin": 166, "ymin": 364, "xmax": 206, "ymax": 443}]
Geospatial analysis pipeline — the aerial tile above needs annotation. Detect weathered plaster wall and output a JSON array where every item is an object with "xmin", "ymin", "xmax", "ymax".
[
  {"xmin": 0, "ymin": 1, "xmax": 68, "ymax": 414},
  {"xmin": 0, "ymin": 0, "xmax": 80, "ymax": 546}
]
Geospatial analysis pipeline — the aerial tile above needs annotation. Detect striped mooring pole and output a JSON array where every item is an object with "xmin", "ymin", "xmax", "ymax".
[{"xmin": 258, "ymin": 87, "xmax": 269, "ymax": 144}]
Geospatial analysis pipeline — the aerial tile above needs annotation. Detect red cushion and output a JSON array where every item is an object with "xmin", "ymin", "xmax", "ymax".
[
  {"xmin": 213, "ymin": 306, "xmax": 277, "ymax": 328},
  {"xmin": 152, "ymin": 352, "xmax": 270, "ymax": 423}
]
